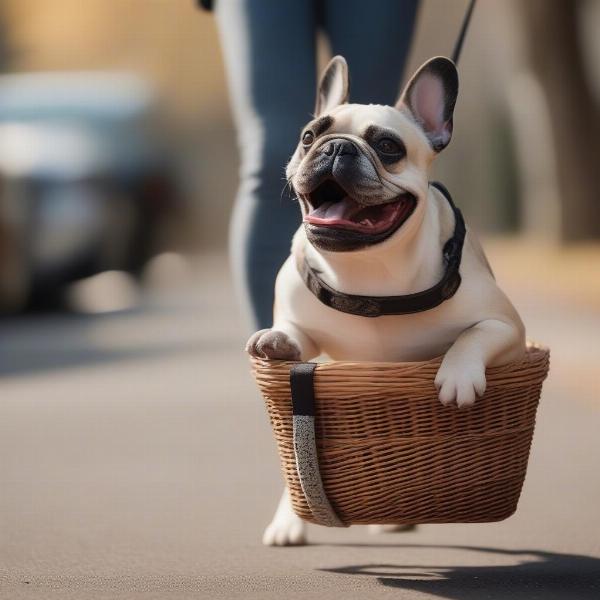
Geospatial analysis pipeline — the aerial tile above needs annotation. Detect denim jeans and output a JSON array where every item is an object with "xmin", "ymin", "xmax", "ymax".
[{"xmin": 216, "ymin": 0, "xmax": 418, "ymax": 329}]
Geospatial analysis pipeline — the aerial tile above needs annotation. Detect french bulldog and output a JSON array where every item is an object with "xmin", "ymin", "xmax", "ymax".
[{"xmin": 246, "ymin": 56, "xmax": 525, "ymax": 546}]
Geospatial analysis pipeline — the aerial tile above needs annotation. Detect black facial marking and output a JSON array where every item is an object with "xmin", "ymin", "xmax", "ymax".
[
  {"xmin": 305, "ymin": 224, "xmax": 397, "ymax": 252},
  {"xmin": 314, "ymin": 116, "xmax": 334, "ymax": 136},
  {"xmin": 363, "ymin": 125, "xmax": 407, "ymax": 165},
  {"xmin": 302, "ymin": 116, "xmax": 334, "ymax": 144}
]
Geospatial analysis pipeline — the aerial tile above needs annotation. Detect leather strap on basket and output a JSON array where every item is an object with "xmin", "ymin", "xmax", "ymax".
[{"xmin": 290, "ymin": 363, "xmax": 347, "ymax": 527}]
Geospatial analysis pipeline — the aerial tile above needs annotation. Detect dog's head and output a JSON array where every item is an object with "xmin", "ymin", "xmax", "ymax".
[{"xmin": 287, "ymin": 56, "xmax": 458, "ymax": 252}]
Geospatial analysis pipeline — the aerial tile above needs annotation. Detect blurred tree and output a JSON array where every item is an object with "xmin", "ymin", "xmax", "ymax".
[{"xmin": 519, "ymin": 0, "xmax": 600, "ymax": 241}]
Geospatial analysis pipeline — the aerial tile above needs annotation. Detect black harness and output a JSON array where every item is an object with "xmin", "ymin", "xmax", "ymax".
[{"xmin": 298, "ymin": 182, "xmax": 466, "ymax": 318}]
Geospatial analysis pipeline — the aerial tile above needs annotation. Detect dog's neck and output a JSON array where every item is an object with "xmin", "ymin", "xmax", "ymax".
[{"xmin": 298, "ymin": 187, "xmax": 450, "ymax": 297}]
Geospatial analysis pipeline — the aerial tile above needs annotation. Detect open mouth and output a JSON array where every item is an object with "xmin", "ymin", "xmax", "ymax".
[{"xmin": 303, "ymin": 180, "xmax": 416, "ymax": 236}]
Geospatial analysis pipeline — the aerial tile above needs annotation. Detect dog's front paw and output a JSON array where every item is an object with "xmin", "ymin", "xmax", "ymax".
[
  {"xmin": 245, "ymin": 329, "xmax": 301, "ymax": 361},
  {"xmin": 262, "ymin": 512, "xmax": 307, "ymax": 547},
  {"xmin": 435, "ymin": 358, "xmax": 487, "ymax": 409}
]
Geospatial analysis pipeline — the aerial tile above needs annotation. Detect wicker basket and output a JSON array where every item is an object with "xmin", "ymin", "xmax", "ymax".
[{"xmin": 251, "ymin": 345, "xmax": 549, "ymax": 527}]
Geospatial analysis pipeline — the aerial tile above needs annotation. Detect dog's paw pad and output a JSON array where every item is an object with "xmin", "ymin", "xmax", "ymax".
[{"xmin": 246, "ymin": 329, "xmax": 301, "ymax": 361}]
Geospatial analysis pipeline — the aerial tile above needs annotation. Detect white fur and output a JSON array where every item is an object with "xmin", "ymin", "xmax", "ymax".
[{"xmin": 261, "ymin": 488, "xmax": 306, "ymax": 546}]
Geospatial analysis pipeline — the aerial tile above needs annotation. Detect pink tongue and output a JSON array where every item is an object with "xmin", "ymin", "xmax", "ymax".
[{"xmin": 308, "ymin": 197, "xmax": 358, "ymax": 222}]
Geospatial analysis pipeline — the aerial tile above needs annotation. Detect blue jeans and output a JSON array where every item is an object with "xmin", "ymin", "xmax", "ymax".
[{"xmin": 216, "ymin": 0, "xmax": 419, "ymax": 329}]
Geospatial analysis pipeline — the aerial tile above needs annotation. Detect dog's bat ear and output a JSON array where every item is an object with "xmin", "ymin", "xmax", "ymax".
[
  {"xmin": 315, "ymin": 55, "xmax": 349, "ymax": 117},
  {"xmin": 396, "ymin": 57, "xmax": 458, "ymax": 152}
]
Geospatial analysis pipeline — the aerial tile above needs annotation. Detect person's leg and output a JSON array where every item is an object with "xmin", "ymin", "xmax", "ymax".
[
  {"xmin": 323, "ymin": 0, "xmax": 419, "ymax": 105},
  {"xmin": 215, "ymin": 0, "xmax": 317, "ymax": 330}
]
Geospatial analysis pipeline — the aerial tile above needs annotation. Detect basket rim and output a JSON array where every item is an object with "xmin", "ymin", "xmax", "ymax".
[{"xmin": 251, "ymin": 342, "xmax": 549, "ymax": 375}]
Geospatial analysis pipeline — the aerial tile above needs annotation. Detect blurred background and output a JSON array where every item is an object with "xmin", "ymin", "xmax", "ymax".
[
  {"xmin": 0, "ymin": 0, "xmax": 598, "ymax": 310},
  {"xmin": 1, "ymin": 1, "xmax": 599, "ymax": 598},
  {"xmin": 0, "ymin": 0, "xmax": 598, "ymax": 313}
]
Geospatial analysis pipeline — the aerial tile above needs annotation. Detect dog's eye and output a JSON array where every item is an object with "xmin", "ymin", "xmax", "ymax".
[
  {"xmin": 377, "ymin": 138, "xmax": 404, "ymax": 155},
  {"xmin": 302, "ymin": 131, "xmax": 314, "ymax": 147}
]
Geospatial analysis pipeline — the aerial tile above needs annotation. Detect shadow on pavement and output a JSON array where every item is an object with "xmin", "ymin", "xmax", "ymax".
[
  {"xmin": 321, "ymin": 544, "xmax": 600, "ymax": 600},
  {"xmin": 0, "ymin": 307, "xmax": 229, "ymax": 376}
]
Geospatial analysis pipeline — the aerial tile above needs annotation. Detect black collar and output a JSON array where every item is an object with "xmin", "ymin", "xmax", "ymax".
[{"xmin": 298, "ymin": 182, "xmax": 466, "ymax": 318}]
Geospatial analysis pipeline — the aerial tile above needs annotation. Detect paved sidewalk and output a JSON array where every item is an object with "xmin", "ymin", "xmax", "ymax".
[{"xmin": 0, "ymin": 248, "xmax": 599, "ymax": 599}]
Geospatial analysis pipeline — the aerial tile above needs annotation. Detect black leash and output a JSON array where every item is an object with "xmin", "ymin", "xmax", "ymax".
[{"xmin": 451, "ymin": 0, "xmax": 477, "ymax": 65}]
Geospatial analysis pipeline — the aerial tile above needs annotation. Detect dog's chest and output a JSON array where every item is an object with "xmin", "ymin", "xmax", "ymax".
[
  {"xmin": 284, "ymin": 266, "xmax": 466, "ymax": 362},
  {"xmin": 308, "ymin": 306, "xmax": 462, "ymax": 361}
]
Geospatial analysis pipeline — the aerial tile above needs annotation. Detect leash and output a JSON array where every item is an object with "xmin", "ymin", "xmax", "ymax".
[{"xmin": 451, "ymin": 0, "xmax": 477, "ymax": 65}]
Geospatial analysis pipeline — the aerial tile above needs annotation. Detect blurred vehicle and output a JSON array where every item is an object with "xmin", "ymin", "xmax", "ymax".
[{"xmin": 0, "ymin": 71, "xmax": 181, "ymax": 311}]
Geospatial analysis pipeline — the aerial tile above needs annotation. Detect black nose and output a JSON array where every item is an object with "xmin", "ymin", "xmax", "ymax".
[{"xmin": 321, "ymin": 139, "xmax": 358, "ymax": 158}]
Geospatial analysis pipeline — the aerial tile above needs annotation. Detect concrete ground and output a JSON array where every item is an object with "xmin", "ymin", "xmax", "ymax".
[{"xmin": 1, "ymin": 245, "xmax": 599, "ymax": 599}]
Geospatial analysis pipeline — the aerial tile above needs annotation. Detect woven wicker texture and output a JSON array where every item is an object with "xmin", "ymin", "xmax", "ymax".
[{"xmin": 251, "ymin": 345, "xmax": 549, "ymax": 526}]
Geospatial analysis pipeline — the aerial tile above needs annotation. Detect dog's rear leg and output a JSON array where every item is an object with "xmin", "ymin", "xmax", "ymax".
[{"xmin": 262, "ymin": 487, "xmax": 307, "ymax": 546}]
